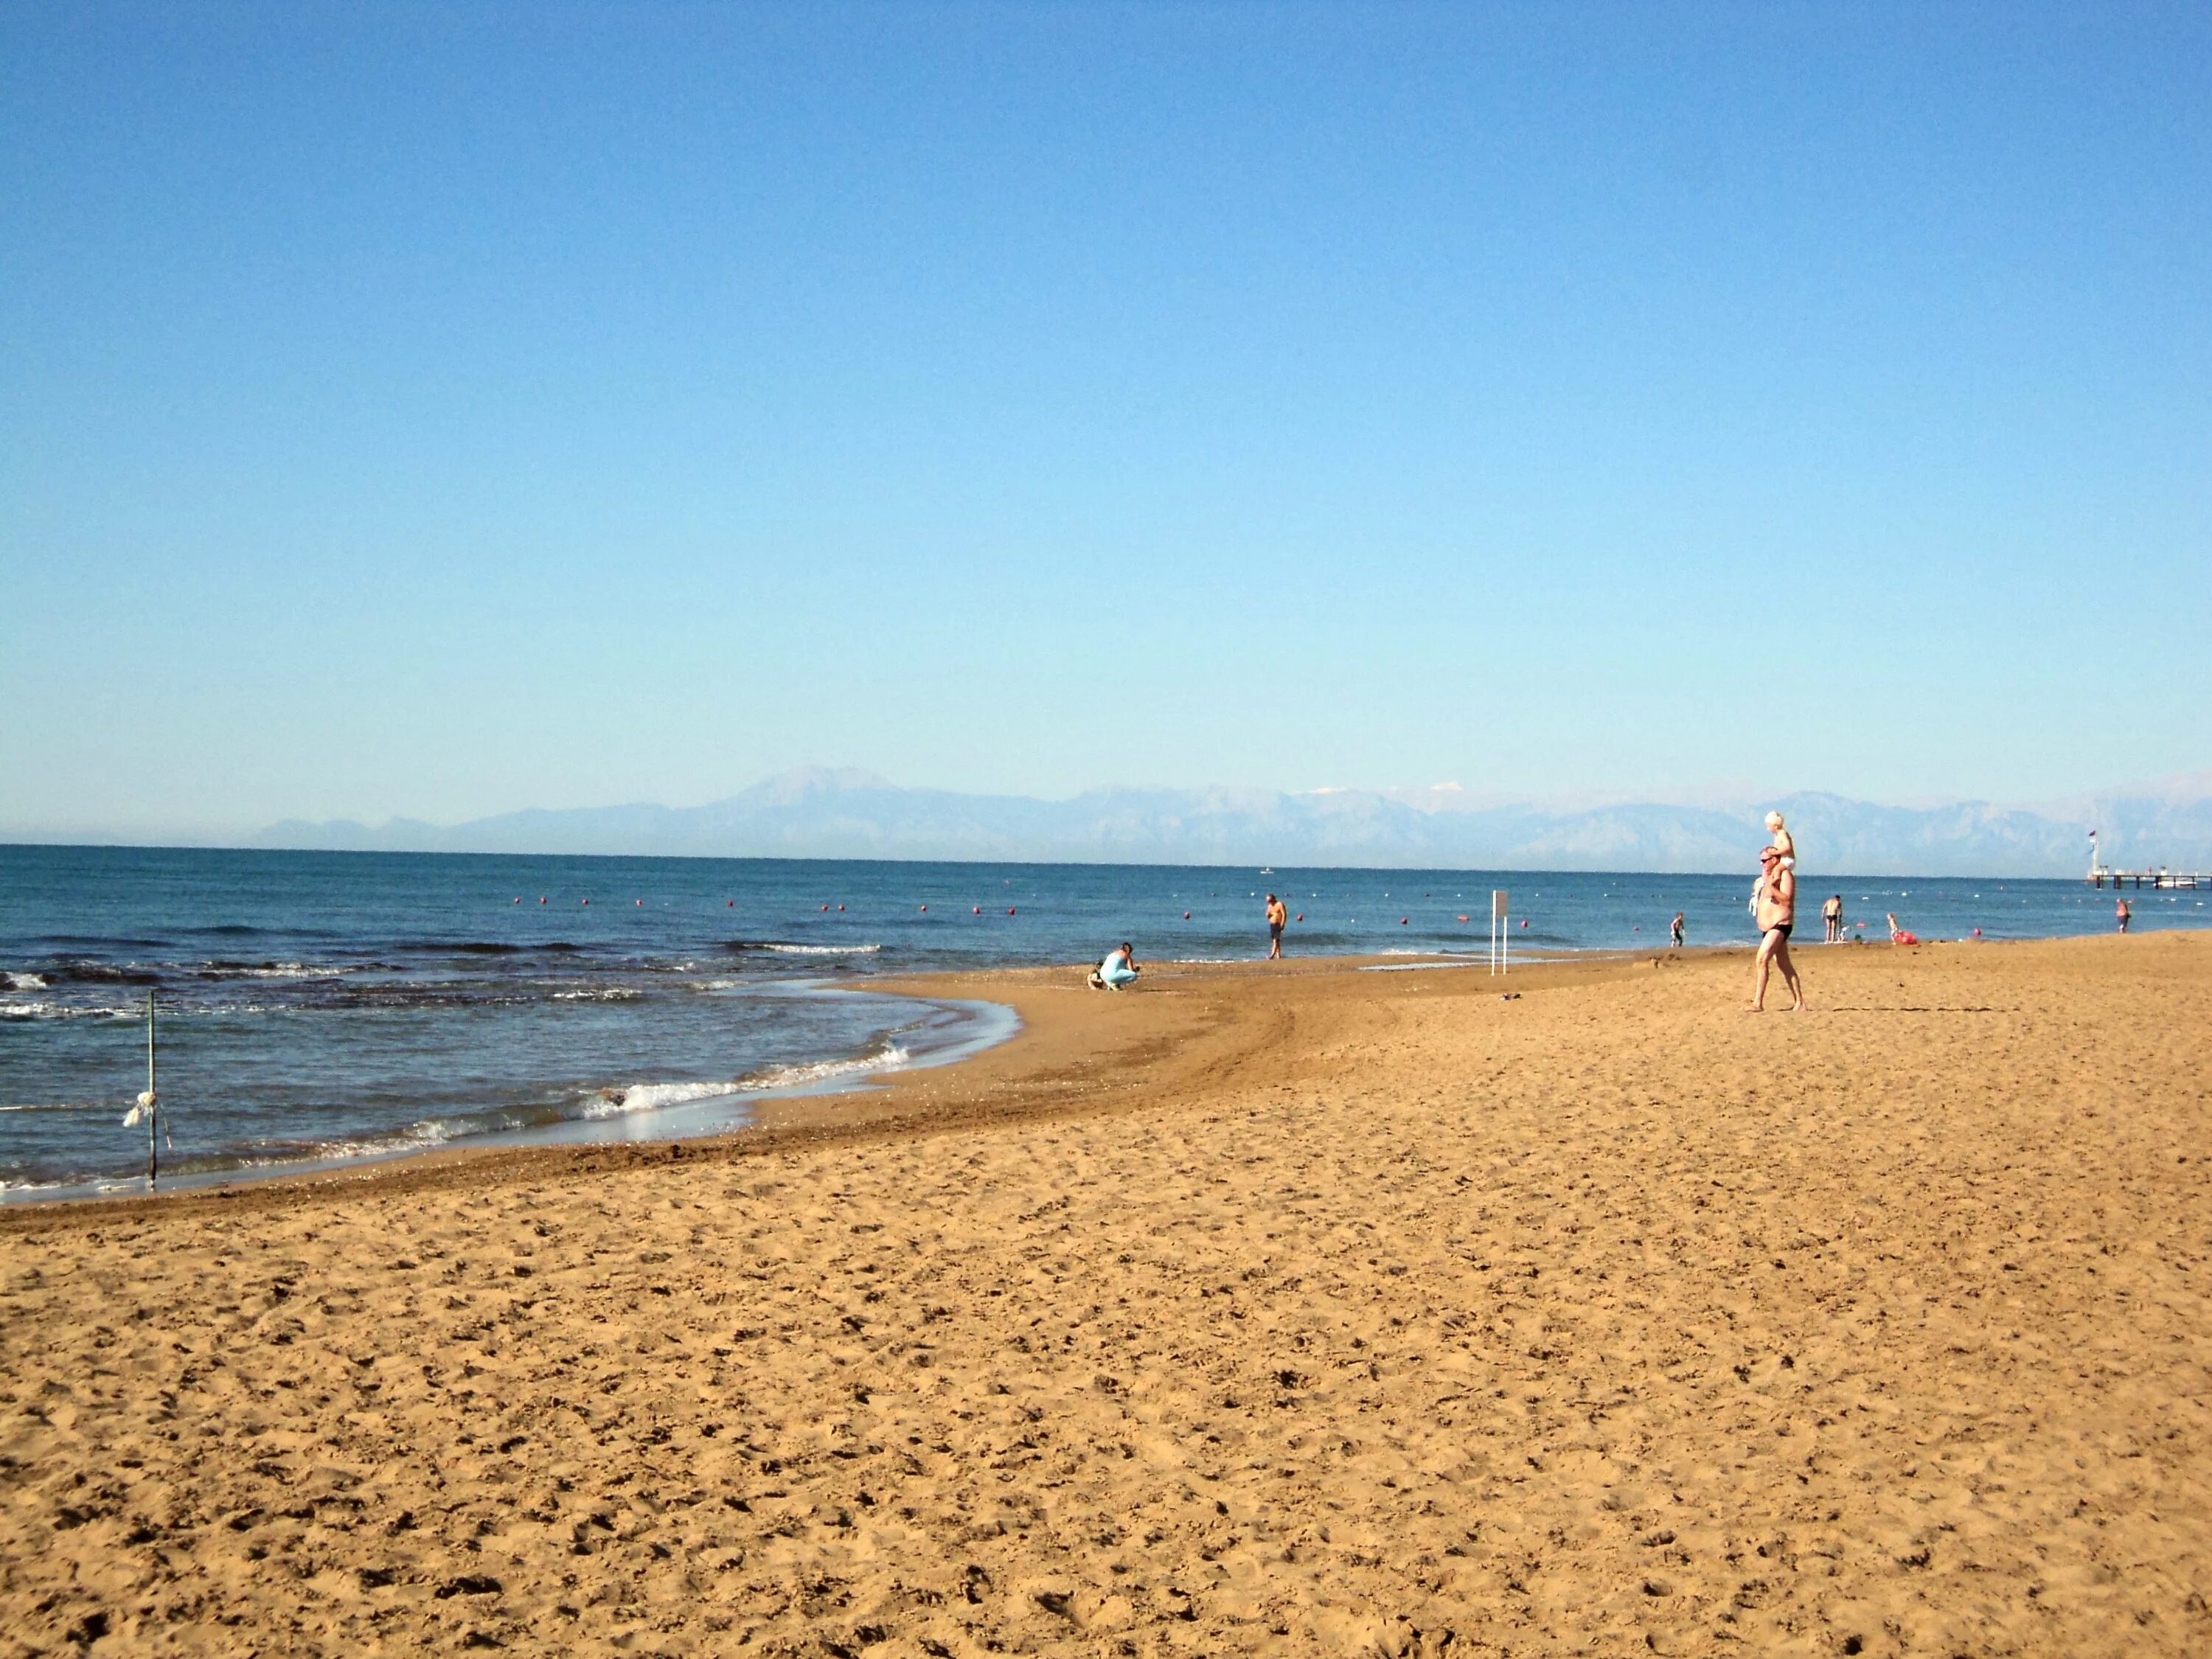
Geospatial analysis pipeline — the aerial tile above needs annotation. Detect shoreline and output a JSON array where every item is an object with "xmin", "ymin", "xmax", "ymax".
[
  {"xmin": 0, "ymin": 947, "xmax": 1671, "ymax": 1227},
  {"xmin": 0, "ymin": 933, "xmax": 2104, "ymax": 1222},
  {"xmin": 4, "ymin": 931, "xmax": 2208, "ymax": 1652}
]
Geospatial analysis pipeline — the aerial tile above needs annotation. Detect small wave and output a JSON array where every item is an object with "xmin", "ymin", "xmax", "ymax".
[
  {"xmin": 590, "ymin": 1042, "xmax": 911, "ymax": 1119},
  {"xmin": 552, "ymin": 987, "xmax": 641, "ymax": 1002},
  {"xmin": 196, "ymin": 960, "xmax": 352, "ymax": 981},
  {"xmin": 721, "ymin": 940, "xmax": 883, "ymax": 956},
  {"xmin": 745, "ymin": 1043, "xmax": 909, "ymax": 1090},
  {"xmin": 296, "ymin": 1118, "xmax": 460, "ymax": 1161},
  {"xmin": 4, "ymin": 973, "xmax": 49, "ymax": 990},
  {"xmin": 48, "ymin": 964, "xmax": 162, "ymax": 986},
  {"xmin": 588, "ymin": 1079, "xmax": 746, "ymax": 1117},
  {"xmin": 0, "ymin": 1001, "xmax": 138, "ymax": 1021}
]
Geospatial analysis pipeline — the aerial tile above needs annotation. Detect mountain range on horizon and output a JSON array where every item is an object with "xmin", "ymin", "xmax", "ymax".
[{"xmin": 232, "ymin": 768, "xmax": 2212, "ymax": 877}]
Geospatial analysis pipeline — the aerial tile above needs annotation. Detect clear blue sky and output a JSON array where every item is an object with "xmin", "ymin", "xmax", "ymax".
[{"xmin": 4, "ymin": 1, "xmax": 2206, "ymax": 835}]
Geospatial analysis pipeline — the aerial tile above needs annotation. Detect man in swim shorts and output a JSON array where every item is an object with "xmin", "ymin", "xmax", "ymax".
[
  {"xmin": 1669, "ymin": 911, "xmax": 1685, "ymax": 949},
  {"xmin": 1265, "ymin": 894, "xmax": 1287, "ymax": 960},
  {"xmin": 1823, "ymin": 893, "xmax": 1843, "ymax": 943},
  {"xmin": 1748, "ymin": 846, "xmax": 1804, "ymax": 1011},
  {"xmin": 2117, "ymin": 898, "xmax": 2131, "ymax": 934}
]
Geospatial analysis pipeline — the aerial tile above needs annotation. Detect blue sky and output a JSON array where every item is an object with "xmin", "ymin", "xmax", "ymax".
[{"xmin": 4, "ymin": 1, "xmax": 2206, "ymax": 835}]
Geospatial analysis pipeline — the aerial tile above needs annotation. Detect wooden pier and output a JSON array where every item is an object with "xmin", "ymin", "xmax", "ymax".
[{"xmin": 2088, "ymin": 868, "xmax": 2206, "ymax": 890}]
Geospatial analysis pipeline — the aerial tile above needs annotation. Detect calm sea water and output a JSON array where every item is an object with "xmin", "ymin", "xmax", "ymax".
[{"xmin": 2, "ymin": 845, "xmax": 2199, "ymax": 1197}]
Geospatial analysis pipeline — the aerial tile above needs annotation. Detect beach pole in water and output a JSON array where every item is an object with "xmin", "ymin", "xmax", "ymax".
[
  {"xmin": 121, "ymin": 992, "xmax": 160, "ymax": 1188},
  {"xmin": 1491, "ymin": 889, "xmax": 1509, "ymax": 977},
  {"xmin": 143, "ymin": 991, "xmax": 158, "ymax": 1188}
]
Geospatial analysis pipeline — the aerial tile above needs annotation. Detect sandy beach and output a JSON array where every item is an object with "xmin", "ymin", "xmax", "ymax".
[{"xmin": 3, "ymin": 932, "xmax": 2208, "ymax": 1656}]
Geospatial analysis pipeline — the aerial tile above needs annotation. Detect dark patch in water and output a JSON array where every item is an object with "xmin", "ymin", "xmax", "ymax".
[{"xmin": 49, "ymin": 963, "xmax": 162, "ymax": 986}]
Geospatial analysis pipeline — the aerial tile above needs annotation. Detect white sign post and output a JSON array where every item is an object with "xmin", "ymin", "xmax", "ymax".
[{"xmin": 1490, "ymin": 889, "xmax": 1509, "ymax": 976}]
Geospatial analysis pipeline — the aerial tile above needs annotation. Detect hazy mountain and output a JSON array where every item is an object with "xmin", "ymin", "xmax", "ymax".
[{"xmin": 249, "ymin": 767, "xmax": 2212, "ymax": 876}]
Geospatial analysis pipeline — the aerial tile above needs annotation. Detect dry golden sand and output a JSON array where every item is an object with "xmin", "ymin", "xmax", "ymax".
[{"xmin": 4, "ymin": 933, "xmax": 2210, "ymax": 1658}]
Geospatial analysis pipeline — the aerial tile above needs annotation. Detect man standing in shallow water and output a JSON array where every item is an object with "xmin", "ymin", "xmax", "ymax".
[
  {"xmin": 1265, "ymin": 894, "xmax": 1287, "ymax": 960},
  {"xmin": 1749, "ymin": 846, "xmax": 1804, "ymax": 1012}
]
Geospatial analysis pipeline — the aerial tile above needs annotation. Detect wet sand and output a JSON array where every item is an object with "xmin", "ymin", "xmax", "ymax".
[{"xmin": 3, "ymin": 933, "xmax": 2208, "ymax": 1656}]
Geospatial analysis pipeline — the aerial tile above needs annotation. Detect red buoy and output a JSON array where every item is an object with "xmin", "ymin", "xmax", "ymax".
[
  {"xmin": 919, "ymin": 905, "xmax": 928, "ymax": 912},
  {"xmin": 1008, "ymin": 906, "xmax": 1017, "ymax": 916},
  {"xmin": 539, "ymin": 897, "xmax": 547, "ymax": 904},
  {"xmin": 973, "ymin": 905, "xmax": 981, "ymax": 914},
  {"xmin": 821, "ymin": 904, "xmax": 830, "ymax": 912},
  {"xmin": 1520, "ymin": 919, "xmax": 1528, "ymax": 928},
  {"xmin": 513, "ymin": 897, "xmax": 521, "ymax": 904},
  {"xmin": 728, "ymin": 900, "xmax": 734, "ymax": 907},
  {"xmin": 1183, "ymin": 910, "xmax": 1192, "ymax": 919},
  {"xmin": 1295, "ymin": 913, "xmax": 1304, "ymax": 922},
  {"xmin": 837, "ymin": 904, "xmax": 845, "ymax": 912},
  {"xmin": 1457, "ymin": 914, "xmax": 1469, "ymax": 922}
]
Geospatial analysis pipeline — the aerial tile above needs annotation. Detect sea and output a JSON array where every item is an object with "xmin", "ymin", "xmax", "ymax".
[{"xmin": 2, "ymin": 844, "xmax": 2201, "ymax": 1200}]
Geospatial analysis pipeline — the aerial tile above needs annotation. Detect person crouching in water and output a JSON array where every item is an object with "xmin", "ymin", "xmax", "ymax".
[
  {"xmin": 1748, "ymin": 846, "xmax": 1804, "ymax": 1012},
  {"xmin": 1091, "ymin": 942, "xmax": 1141, "ymax": 990}
]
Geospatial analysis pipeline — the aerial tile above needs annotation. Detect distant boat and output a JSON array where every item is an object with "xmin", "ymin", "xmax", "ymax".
[{"xmin": 1259, "ymin": 866, "xmax": 1273, "ymax": 874}]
